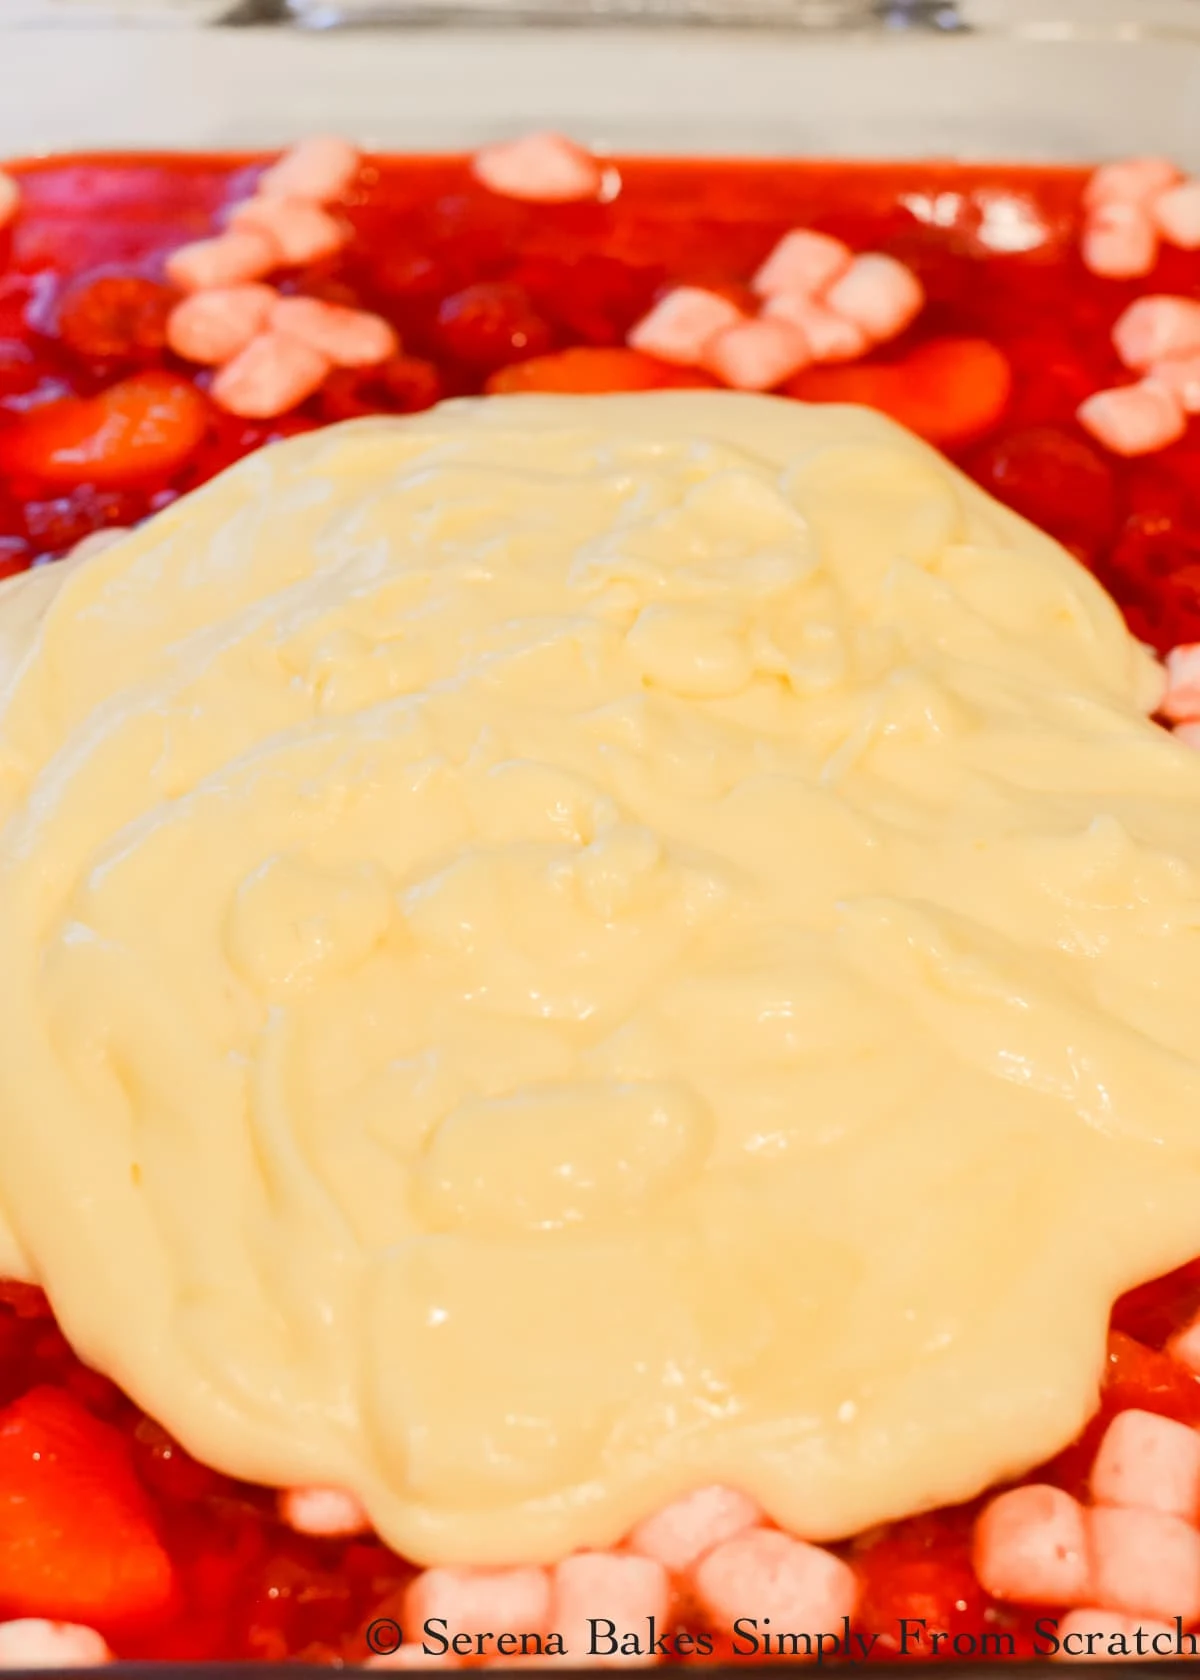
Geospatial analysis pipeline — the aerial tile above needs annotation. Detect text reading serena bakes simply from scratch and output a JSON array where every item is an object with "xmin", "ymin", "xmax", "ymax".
[{"xmin": 365, "ymin": 1615, "xmax": 1200, "ymax": 1662}]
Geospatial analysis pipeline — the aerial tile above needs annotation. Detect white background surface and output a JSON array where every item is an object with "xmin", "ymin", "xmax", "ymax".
[{"xmin": 1, "ymin": 24, "xmax": 1200, "ymax": 162}]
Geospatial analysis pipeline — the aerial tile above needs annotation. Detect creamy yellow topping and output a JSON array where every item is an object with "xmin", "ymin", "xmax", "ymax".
[{"xmin": 0, "ymin": 391, "xmax": 1197, "ymax": 1566}]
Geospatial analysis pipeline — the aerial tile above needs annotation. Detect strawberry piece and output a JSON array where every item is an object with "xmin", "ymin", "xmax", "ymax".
[
  {"xmin": 56, "ymin": 276, "xmax": 176, "ymax": 365},
  {"xmin": 0, "ymin": 338, "xmax": 58, "ymax": 400},
  {"xmin": 173, "ymin": 411, "xmax": 319, "ymax": 492},
  {"xmin": 965, "ymin": 426, "xmax": 1117, "ymax": 561},
  {"xmin": 485, "ymin": 345, "xmax": 716, "ymax": 395},
  {"xmin": 132, "ymin": 1416, "xmax": 221, "ymax": 1504},
  {"xmin": 0, "ymin": 371, "xmax": 208, "ymax": 488},
  {"xmin": 786, "ymin": 336, "xmax": 1012, "ymax": 450},
  {"xmin": 0, "ymin": 1385, "xmax": 176, "ymax": 1628},
  {"xmin": 319, "ymin": 355, "xmax": 443, "ymax": 423},
  {"xmin": 1102, "ymin": 1329, "xmax": 1200, "ymax": 1428},
  {"xmin": 506, "ymin": 255, "xmax": 663, "ymax": 348},
  {"xmin": 852, "ymin": 1519, "xmax": 985, "ymax": 1661},
  {"xmin": 22, "ymin": 485, "xmax": 145, "ymax": 558},
  {"xmin": 1111, "ymin": 1257, "xmax": 1200, "ymax": 1351},
  {"xmin": 435, "ymin": 282, "xmax": 553, "ymax": 373}
]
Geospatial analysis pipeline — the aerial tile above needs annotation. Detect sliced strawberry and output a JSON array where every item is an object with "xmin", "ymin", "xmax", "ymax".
[
  {"xmin": 785, "ymin": 336, "xmax": 1012, "ymax": 451},
  {"xmin": 0, "ymin": 1384, "xmax": 177, "ymax": 1628},
  {"xmin": 485, "ymin": 345, "xmax": 716, "ymax": 395},
  {"xmin": 0, "ymin": 371, "xmax": 208, "ymax": 488}
]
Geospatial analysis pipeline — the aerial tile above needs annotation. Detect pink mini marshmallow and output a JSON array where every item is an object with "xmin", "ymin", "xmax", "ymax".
[
  {"xmin": 761, "ymin": 291, "xmax": 870, "ymax": 363},
  {"xmin": 1160, "ymin": 645, "xmax": 1200, "ymax": 723},
  {"xmin": 404, "ymin": 1566, "xmax": 552, "ymax": 1642},
  {"xmin": 1084, "ymin": 157, "xmax": 1183, "ymax": 210},
  {"xmin": 166, "ymin": 283, "xmax": 277, "ymax": 365},
  {"xmin": 1167, "ymin": 1312, "xmax": 1200, "ymax": 1372},
  {"xmin": 973, "ymin": 1485, "xmax": 1092, "ymax": 1606},
  {"xmin": 704, "ymin": 317, "xmax": 811, "ymax": 391},
  {"xmin": 1175, "ymin": 721, "xmax": 1200, "ymax": 752},
  {"xmin": 1090, "ymin": 1409, "xmax": 1200, "ymax": 1521},
  {"xmin": 258, "ymin": 135, "xmax": 361, "ymax": 204},
  {"xmin": 1081, "ymin": 202, "xmax": 1158, "ymax": 279},
  {"xmin": 552, "ymin": 1554, "xmax": 669, "ymax": 1667},
  {"xmin": 471, "ymin": 132, "xmax": 602, "ymax": 204},
  {"xmin": 1149, "ymin": 353, "xmax": 1200, "ymax": 414},
  {"xmin": 0, "ymin": 1621, "xmax": 112, "ymax": 1667},
  {"xmin": 278, "ymin": 1486, "xmax": 371, "ymax": 1538},
  {"xmin": 1089, "ymin": 1504, "xmax": 1200, "ymax": 1622},
  {"xmin": 166, "ymin": 230, "xmax": 279, "ymax": 293},
  {"xmin": 627, "ymin": 1485, "xmax": 763, "ymax": 1574},
  {"xmin": 1077, "ymin": 382, "xmax": 1186, "ymax": 457},
  {"xmin": 692, "ymin": 1528, "xmax": 858, "ymax": 1631},
  {"xmin": 0, "ymin": 171, "xmax": 19, "ymax": 230},
  {"xmin": 270, "ymin": 297, "xmax": 397, "ymax": 368},
  {"xmin": 230, "ymin": 197, "xmax": 346, "ymax": 268},
  {"xmin": 210, "ymin": 330, "xmax": 331, "ymax": 419},
  {"xmin": 751, "ymin": 229, "xmax": 853, "ymax": 300},
  {"xmin": 1153, "ymin": 179, "xmax": 1200, "ymax": 250},
  {"xmin": 1113, "ymin": 294, "xmax": 1200, "ymax": 370},
  {"xmin": 823, "ymin": 253, "xmax": 924, "ymax": 343},
  {"xmin": 1052, "ymin": 1610, "xmax": 1177, "ymax": 1662},
  {"xmin": 627, "ymin": 287, "xmax": 744, "ymax": 366}
]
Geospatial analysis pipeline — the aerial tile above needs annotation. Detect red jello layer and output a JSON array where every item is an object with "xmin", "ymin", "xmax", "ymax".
[
  {"xmin": 0, "ymin": 154, "xmax": 1198, "ymax": 650},
  {"xmin": 2, "ymin": 151, "xmax": 1200, "ymax": 1663}
]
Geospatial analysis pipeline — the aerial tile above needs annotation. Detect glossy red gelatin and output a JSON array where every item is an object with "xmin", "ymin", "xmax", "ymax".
[{"xmin": 3, "ymin": 149, "xmax": 1200, "ymax": 1663}]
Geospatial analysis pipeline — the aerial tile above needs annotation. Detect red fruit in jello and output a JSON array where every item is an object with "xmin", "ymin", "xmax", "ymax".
[
  {"xmin": 853, "ymin": 1519, "xmax": 986, "ymax": 1660},
  {"xmin": 1003, "ymin": 337, "xmax": 1101, "ymax": 432},
  {"xmin": 1112, "ymin": 1257, "xmax": 1200, "ymax": 1351},
  {"xmin": 1103, "ymin": 510, "xmax": 1200, "ymax": 652},
  {"xmin": 57, "ymin": 276, "xmax": 176, "ymax": 365},
  {"xmin": 506, "ymin": 254, "xmax": 663, "ymax": 347},
  {"xmin": 0, "ymin": 338, "xmax": 53, "ymax": 400},
  {"xmin": 132, "ymin": 1416, "xmax": 221, "ymax": 1504},
  {"xmin": 0, "ymin": 371, "xmax": 208, "ymax": 487},
  {"xmin": 0, "ymin": 1385, "xmax": 176, "ymax": 1627},
  {"xmin": 319, "ymin": 354, "xmax": 443, "ymax": 422},
  {"xmin": 787, "ymin": 337, "xmax": 1012, "ymax": 451},
  {"xmin": 22, "ymin": 484, "xmax": 144, "ymax": 557},
  {"xmin": 435, "ymin": 282, "xmax": 553, "ymax": 372},
  {"xmin": 966, "ymin": 427, "xmax": 1117, "ymax": 560},
  {"xmin": 485, "ymin": 345, "xmax": 716, "ymax": 395},
  {"xmin": 1043, "ymin": 1329, "xmax": 1200, "ymax": 1502},
  {"xmin": 0, "ymin": 1281, "xmax": 51, "ymax": 1319},
  {"xmin": 242, "ymin": 1548, "xmax": 355, "ymax": 1662},
  {"xmin": 1102, "ymin": 1329, "xmax": 1200, "ymax": 1428}
]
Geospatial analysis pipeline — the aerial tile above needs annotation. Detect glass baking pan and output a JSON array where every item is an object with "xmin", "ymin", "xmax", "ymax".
[{"xmin": 4, "ymin": 6, "xmax": 1200, "ymax": 1677}]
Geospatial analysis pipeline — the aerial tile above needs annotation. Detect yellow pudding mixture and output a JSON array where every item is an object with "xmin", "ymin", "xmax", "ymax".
[{"xmin": 0, "ymin": 391, "xmax": 1198, "ymax": 1566}]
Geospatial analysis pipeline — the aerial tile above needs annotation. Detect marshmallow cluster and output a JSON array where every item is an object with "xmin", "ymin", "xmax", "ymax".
[{"xmin": 628, "ymin": 228, "xmax": 924, "ymax": 393}]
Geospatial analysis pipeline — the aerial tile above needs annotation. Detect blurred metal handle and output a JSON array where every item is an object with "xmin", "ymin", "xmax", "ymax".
[
  {"xmin": 282, "ymin": 0, "xmax": 964, "ymax": 27},
  {"xmin": 219, "ymin": 0, "xmax": 290, "ymax": 18}
]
